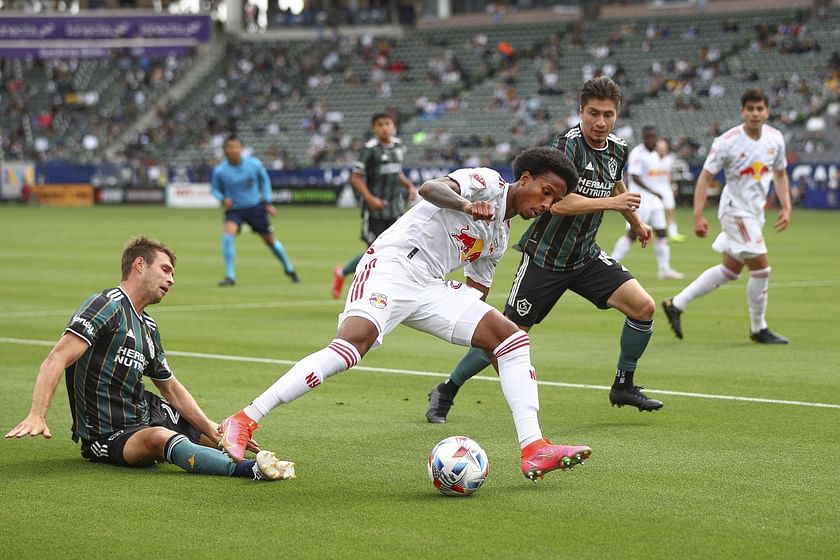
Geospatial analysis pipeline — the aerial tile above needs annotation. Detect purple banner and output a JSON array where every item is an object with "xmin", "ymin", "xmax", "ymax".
[
  {"xmin": 0, "ymin": 45, "xmax": 195, "ymax": 59},
  {"xmin": 0, "ymin": 14, "xmax": 210, "ymax": 41}
]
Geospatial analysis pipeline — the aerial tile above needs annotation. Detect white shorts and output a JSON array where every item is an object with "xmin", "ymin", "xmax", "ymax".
[
  {"xmin": 337, "ymin": 248, "xmax": 495, "ymax": 349},
  {"xmin": 634, "ymin": 190, "xmax": 667, "ymax": 231},
  {"xmin": 712, "ymin": 214, "xmax": 767, "ymax": 262},
  {"xmin": 649, "ymin": 185, "xmax": 675, "ymax": 210}
]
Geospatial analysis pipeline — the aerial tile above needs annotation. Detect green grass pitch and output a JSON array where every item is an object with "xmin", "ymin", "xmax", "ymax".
[{"xmin": 1, "ymin": 204, "xmax": 838, "ymax": 558}]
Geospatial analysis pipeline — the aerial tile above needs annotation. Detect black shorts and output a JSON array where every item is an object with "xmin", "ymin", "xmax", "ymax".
[
  {"xmin": 502, "ymin": 250, "xmax": 635, "ymax": 327},
  {"xmin": 361, "ymin": 212, "xmax": 397, "ymax": 245},
  {"xmin": 225, "ymin": 204, "xmax": 273, "ymax": 235},
  {"xmin": 80, "ymin": 392, "xmax": 203, "ymax": 467}
]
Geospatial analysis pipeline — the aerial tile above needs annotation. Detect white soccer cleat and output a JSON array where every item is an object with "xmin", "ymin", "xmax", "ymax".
[{"xmin": 254, "ymin": 450, "xmax": 296, "ymax": 481}]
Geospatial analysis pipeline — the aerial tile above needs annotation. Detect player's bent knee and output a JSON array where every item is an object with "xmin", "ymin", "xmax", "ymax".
[
  {"xmin": 123, "ymin": 426, "xmax": 177, "ymax": 466},
  {"xmin": 335, "ymin": 315, "xmax": 379, "ymax": 356},
  {"xmin": 634, "ymin": 295, "xmax": 656, "ymax": 321}
]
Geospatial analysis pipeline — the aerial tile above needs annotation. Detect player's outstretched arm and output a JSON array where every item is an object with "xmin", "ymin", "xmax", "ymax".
[
  {"xmin": 5, "ymin": 333, "xmax": 88, "ymax": 439},
  {"xmin": 153, "ymin": 377, "xmax": 222, "ymax": 442},
  {"xmin": 550, "ymin": 191, "xmax": 640, "ymax": 216},
  {"xmin": 773, "ymin": 169, "xmax": 792, "ymax": 232}
]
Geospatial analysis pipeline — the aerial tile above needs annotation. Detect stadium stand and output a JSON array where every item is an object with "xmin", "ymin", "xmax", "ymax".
[{"xmin": 2, "ymin": 0, "xmax": 839, "ymax": 184}]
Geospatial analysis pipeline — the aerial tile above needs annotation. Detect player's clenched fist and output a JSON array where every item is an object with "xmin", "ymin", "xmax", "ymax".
[{"xmin": 464, "ymin": 200, "xmax": 495, "ymax": 221}]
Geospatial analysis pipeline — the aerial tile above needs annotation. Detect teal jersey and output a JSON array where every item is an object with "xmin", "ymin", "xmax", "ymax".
[
  {"xmin": 353, "ymin": 137, "xmax": 407, "ymax": 221},
  {"xmin": 63, "ymin": 287, "xmax": 173, "ymax": 442},
  {"xmin": 518, "ymin": 125, "xmax": 628, "ymax": 271}
]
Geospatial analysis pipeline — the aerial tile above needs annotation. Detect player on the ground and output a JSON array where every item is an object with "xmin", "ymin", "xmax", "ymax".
[
  {"xmin": 211, "ymin": 134, "xmax": 299, "ymax": 287},
  {"xmin": 426, "ymin": 76, "xmax": 661, "ymax": 425},
  {"xmin": 220, "ymin": 147, "xmax": 592, "ymax": 482},
  {"xmin": 332, "ymin": 112, "xmax": 416, "ymax": 299},
  {"xmin": 655, "ymin": 138, "xmax": 686, "ymax": 242},
  {"xmin": 662, "ymin": 88, "xmax": 792, "ymax": 343},
  {"xmin": 5, "ymin": 237, "xmax": 294, "ymax": 481},
  {"xmin": 611, "ymin": 124, "xmax": 683, "ymax": 279}
]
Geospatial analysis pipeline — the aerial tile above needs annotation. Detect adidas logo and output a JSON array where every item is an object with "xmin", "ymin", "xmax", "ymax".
[
  {"xmin": 585, "ymin": 162, "xmax": 594, "ymax": 171},
  {"xmin": 126, "ymin": 328, "xmax": 135, "ymax": 339}
]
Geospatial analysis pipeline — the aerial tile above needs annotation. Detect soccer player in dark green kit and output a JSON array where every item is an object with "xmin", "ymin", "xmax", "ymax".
[
  {"xmin": 6, "ymin": 237, "xmax": 294, "ymax": 481},
  {"xmin": 332, "ymin": 112, "xmax": 416, "ymax": 299},
  {"xmin": 426, "ymin": 76, "xmax": 664, "ymax": 423}
]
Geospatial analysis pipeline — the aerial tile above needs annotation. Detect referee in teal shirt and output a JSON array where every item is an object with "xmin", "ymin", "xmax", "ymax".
[{"xmin": 211, "ymin": 135, "xmax": 299, "ymax": 286}]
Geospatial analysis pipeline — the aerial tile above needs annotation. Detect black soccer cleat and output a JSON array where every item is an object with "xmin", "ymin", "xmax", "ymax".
[
  {"xmin": 218, "ymin": 277, "xmax": 236, "ymax": 287},
  {"xmin": 609, "ymin": 385, "xmax": 663, "ymax": 412},
  {"xmin": 426, "ymin": 383, "xmax": 455, "ymax": 424},
  {"xmin": 750, "ymin": 328, "xmax": 788, "ymax": 344},
  {"xmin": 286, "ymin": 270, "xmax": 300, "ymax": 283},
  {"xmin": 661, "ymin": 298, "xmax": 683, "ymax": 339}
]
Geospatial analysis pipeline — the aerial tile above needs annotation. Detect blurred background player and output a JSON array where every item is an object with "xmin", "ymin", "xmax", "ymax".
[
  {"xmin": 611, "ymin": 124, "xmax": 684, "ymax": 279},
  {"xmin": 5, "ymin": 237, "xmax": 293, "ymax": 481},
  {"xmin": 426, "ymin": 76, "xmax": 662, "ymax": 425},
  {"xmin": 220, "ymin": 148, "xmax": 593, "ymax": 482},
  {"xmin": 332, "ymin": 113, "xmax": 416, "ymax": 299},
  {"xmin": 212, "ymin": 134, "xmax": 299, "ymax": 287},
  {"xmin": 656, "ymin": 138, "xmax": 686, "ymax": 242},
  {"xmin": 662, "ymin": 88, "xmax": 792, "ymax": 344}
]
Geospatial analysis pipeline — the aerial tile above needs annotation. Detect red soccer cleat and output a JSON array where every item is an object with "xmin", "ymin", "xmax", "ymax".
[
  {"xmin": 219, "ymin": 410, "xmax": 259, "ymax": 463},
  {"xmin": 331, "ymin": 266, "xmax": 345, "ymax": 299},
  {"xmin": 520, "ymin": 438, "xmax": 592, "ymax": 481}
]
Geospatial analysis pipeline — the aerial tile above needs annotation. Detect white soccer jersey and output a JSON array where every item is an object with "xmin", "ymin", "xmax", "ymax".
[
  {"xmin": 626, "ymin": 144, "xmax": 672, "ymax": 197},
  {"xmin": 703, "ymin": 124, "xmax": 787, "ymax": 219},
  {"xmin": 372, "ymin": 167, "xmax": 510, "ymax": 287}
]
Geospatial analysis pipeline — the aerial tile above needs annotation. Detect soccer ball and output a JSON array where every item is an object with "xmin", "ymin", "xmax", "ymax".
[{"xmin": 427, "ymin": 436, "xmax": 489, "ymax": 497}]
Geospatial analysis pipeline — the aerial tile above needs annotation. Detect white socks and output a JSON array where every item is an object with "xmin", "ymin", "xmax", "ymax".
[
  {"xmin": 747, "ymin": 267, "xmax": 771, "ymax": 333},
  {"xmin": 493, "ymin": 331, "xmax": 542, "ymax": 448},
  {"xmin": 612, "ymin": 235, "xmax": 632, "ymax": 261},
  {"xmin": 654, "ymin": 237, "xmax": 670, "ymax": 276},
  {"xmin": 673, "ymin": 264, "xmax": 739, "ymax": 310},
  {"xmin": 245, "ymin": 339, "xmax": 361, "ymax": 422}
]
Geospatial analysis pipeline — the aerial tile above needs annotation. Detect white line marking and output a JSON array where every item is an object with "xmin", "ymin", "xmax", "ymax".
[
  {"xmin": 2, "ymin": 337, "xmax": 838, "ymax": 410},
  {"xmin": 0, "ymin": 279, "xmax": 837, "ymax": 319}
]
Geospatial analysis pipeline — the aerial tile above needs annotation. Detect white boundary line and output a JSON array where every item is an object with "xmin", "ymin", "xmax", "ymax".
[
  {"xmin": 2, "ymin": 336, "xmax": 838, "ymax": 410},
  {"xmin": 0, "ymin": 279, "xmax": 837, "ymax": 319}
]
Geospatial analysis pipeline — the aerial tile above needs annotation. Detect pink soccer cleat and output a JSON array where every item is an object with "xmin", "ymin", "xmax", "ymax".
[
  {"xmin": 219, "ymin": 410, "xmax": 259, "ymax": 463},
  {"xmin": 520, "ymin": 438, "xmax": 592, "ymax": 481},
  {"xmin": 331, "ymin": 266, "xmax": 345, "ymax": 299}
]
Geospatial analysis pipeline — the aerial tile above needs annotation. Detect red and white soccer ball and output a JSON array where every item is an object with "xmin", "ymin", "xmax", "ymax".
[{"xmin": 427, "ymin": 436, "xmax": 489, "ymax": 497}]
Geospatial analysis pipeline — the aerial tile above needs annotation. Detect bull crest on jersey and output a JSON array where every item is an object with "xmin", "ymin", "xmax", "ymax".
[{"xmin": 451, "ymin": 226, "xmax": 484, "ymax": 263}]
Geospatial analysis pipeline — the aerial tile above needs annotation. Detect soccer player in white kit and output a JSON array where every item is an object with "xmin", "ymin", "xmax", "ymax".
[
  {"xmin": 662, "ymin": 88, "xmax": 792, "ymax": 343},
  {"xmin": 655, "ymin": 138, "xmax": 685, "ymax": 242},
  {"xmin": 220, "ymin": 147, "xmax": 592, "ymax": 481},
  {"xmin": 612, "ymin": 125, "xmax": 684, "ymax": 279}
]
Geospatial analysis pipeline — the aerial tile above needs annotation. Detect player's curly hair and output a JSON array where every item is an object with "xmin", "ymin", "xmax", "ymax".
[
  {"xmin": 580, "ymin": 76, "xmax": 622, "ymax": 110},
  {"xmin": 512, "ymin": 147, "xmax": 579, "ymax": 195},
  {"xmin": 121, "ymin": 236, "xmax": 177, "ymax": 280}
]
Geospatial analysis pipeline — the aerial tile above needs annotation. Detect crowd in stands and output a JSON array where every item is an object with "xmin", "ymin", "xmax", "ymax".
[{"xmin": 3, "ymin": 5, "xmax": 840, "ymax": 190}]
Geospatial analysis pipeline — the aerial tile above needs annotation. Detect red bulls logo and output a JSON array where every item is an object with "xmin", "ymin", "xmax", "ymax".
[
  {"xmin": 738, "ymin": 162, "xmax": 770, "ymax": 180},
  {"xmin": 451, "ymin": 226, "xmax": 484, "ymax": 263}
]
